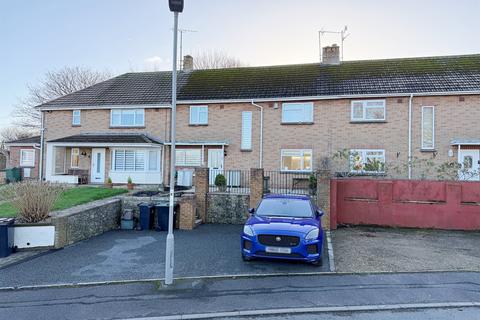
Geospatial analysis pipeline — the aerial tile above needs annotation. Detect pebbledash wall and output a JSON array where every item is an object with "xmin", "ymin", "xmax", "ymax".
[{"xmin": 41, "ymin": 94, "xmax": 480, "ymax": 184}]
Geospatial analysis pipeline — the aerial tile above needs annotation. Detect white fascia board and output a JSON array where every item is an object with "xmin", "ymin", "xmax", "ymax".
[
  {"xmin": 4, "ymin": 143, "xmax": 39, "ymax": 147},
  {"xmin": 177, "ymin": 91, "xmax": 480, "ymax": 105},
  {"xmin": 46, "ymin": 142, "xmax": 163, "ymax": 148},
  {"xmin": 38, "ymin": 104, "xmax": 171, "ymax": 111},
  {"xmin": 164, "ymin": 142, "xmax": 229, "ymax": 146}
]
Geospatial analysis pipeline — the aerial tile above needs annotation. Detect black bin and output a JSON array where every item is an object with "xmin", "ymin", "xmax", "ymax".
[
  {"xmin": 154, "ymin": 203, "xmax": 179, "ymax": 231},
  {"xmin": 0, "ymin": 219, "xmax": 14, "ymax": 258},
  {"xmin": 138, "ymin": 203, "xmax": 154, "ymax": 230}
]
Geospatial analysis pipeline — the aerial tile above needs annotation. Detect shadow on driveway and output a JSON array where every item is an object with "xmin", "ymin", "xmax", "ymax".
[{"xmin": 0, "ymin": 224, "xmax": 329, "ymax": 288}]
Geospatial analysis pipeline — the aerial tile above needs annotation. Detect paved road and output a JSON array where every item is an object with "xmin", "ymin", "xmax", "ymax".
[
  {"xmin": 0, "ymin": 272, "xmax": 479, "ymax": 320},
  {"xmin": 0, "ymin": 225, "xmax": 329, "ymax": 288}
]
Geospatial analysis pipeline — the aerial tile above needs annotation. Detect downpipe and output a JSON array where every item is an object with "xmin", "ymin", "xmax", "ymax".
[
  {"xmin": 408, "ymin": 93, "xmax": 413, "ymax": 179},
  {"xmin": 250, "ymin": 100, "xmax": 264, "ymax": 168}
]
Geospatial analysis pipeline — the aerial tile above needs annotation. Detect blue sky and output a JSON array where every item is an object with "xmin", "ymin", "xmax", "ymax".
[{"xmin": 1, "ymin": 0, "xmax": 480, "ymax": 128}]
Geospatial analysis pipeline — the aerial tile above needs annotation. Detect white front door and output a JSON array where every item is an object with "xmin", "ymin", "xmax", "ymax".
[
  {"xmin": 91, "ymin": 148, "xmax": 106, "ymax": 184},
  {"xmin": 458, "ymin": 150, "xmax": 480, "ymax": 181},
  {"xmin": 208, "ymin": 149, "xmax": 224, "ymax": 185}
]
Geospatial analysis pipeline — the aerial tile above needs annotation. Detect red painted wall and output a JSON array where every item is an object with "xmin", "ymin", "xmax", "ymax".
[{"xmin": 330, "ymin": 179, "xmax": 480, "ymax": 231}]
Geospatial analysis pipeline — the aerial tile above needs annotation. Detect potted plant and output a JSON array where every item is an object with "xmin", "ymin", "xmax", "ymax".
[
  {"xmin": 127, "ymin": 176, "xmax": 134, "ymax": 190},
  {"xmin": 105, "ymin": 177, "xmax": 113, "ymax": 188},
  {"xmin": 308, "ymin": 174, "xmax": 317, "ymax": 196},
  {"xmin": 214, "ymin": 174, "xmax": 227, "ymax": 192}
]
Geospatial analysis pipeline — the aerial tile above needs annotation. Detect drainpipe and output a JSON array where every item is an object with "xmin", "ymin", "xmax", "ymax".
[
  {"xmin": 250, "ymin": 100, "xmax": 264, "ymax": 168},
  {"xmin": 408, "ymin": 93, "xmax": 414, "ymax": 179},
  {"xmin": 39, "ymin": 111, "xmax": 45, "ymax": 181}
]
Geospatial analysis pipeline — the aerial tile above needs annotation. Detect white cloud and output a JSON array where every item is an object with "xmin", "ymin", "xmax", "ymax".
[{"xmin": 144, "ymin": 56, "xmax": 163, "ymax": 64}]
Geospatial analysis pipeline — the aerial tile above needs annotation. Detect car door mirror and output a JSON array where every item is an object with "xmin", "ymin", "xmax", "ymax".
[
  {"xmin": 316, "ymin": 209, "xmax": 324, "ymax": 217},
  {"xmin": 248, "ymin": 208, "xmax": 255, "ymax": 215}
]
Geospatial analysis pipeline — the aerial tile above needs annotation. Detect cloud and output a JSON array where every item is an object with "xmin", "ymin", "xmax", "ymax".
[{"xmin": 144, "ymin": 56, "xmax": 163, "ymax": 64}]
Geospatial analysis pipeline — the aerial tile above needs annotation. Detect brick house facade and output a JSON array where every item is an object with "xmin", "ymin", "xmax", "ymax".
[
  {"xmin": 37, "ymin": 53, "xmax": 480, "ymax": 185},
  {"xmin": 4, "ymin": 136, "xmax": 41, "ymax": 180}
]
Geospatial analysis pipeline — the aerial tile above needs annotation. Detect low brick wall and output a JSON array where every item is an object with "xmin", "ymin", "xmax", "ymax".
[
  {"xmin": 207, "ymin": 193, "xmax": 250, "ymax": 224},
  {"xmin": 50, "ymin": 198, "xmax": 122, "ymax": 248},
  {"xmin": 0, "ymin": 171, "xmax": 5, "ymax": 184}
]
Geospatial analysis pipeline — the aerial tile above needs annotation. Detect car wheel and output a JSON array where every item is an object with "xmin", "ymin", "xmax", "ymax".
[
  {"xmin": 242, "ymin": 253, "xmax": 253, "ymax": 262},
  {"xmin": 311, "ymin": 257, "xmax": 323, "ymax": 267}
]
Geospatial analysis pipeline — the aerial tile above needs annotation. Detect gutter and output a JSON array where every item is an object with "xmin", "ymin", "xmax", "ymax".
[
  {"xmin": 250, "ymin": 100, "xmax": 264, "ymax": 168},
  {"xmin": 408, "ymin": 93, "xmax": 414, "ymax": 179}
]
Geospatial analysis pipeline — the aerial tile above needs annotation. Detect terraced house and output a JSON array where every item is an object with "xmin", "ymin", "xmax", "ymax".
[{"xmin": 36, "ymin": 47, "xmax": 480, "ymax": 186}]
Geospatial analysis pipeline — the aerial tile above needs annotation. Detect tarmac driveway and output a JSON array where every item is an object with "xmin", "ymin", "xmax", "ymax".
[{"xmin": 0, "ymin": 224, "xmax": 329, "ymax": 288}]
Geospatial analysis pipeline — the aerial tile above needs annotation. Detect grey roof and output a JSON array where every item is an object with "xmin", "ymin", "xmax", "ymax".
[
  {"xmin": 48, "ymin": 134, "xmax": 163, "ymax": 145},
  {"xmin": 38, "ymin": 54, "xmax": 480, "ymax": 108},
  {"xmin": 5, "ymin": 136, "xmax": 41, "ymax": 145}
]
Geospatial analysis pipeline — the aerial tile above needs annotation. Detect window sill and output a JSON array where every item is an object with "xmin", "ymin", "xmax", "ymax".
[
  {"xmin": 189, "ymin": 124, "xmax": 208, "ymax": 126},
  {"xmin": 279, "ymin": 170, "xmax": 313, "ymax": 174},
  {"xmin": 281, "ymin": 122, "xmax": 314, "ymax": 125},
  {"xmin": 72, "ymin": 124, "xmax": 81, "ymax": 127},
  {"xmin": 420, "ymin": 148, "xmax": 437, "ymax": 153},
  {"xmin": 350, "ymin": 120, "xmax": 387, "ymax": 124},
  {"xmin": 109, "ymin": 126, "xmax": 146, "ymax": 129},
  {"xmin": 20, "ymin": 165, "xmax": 35, "ymax": 168},
  {"xmin": 241, "ymin": 149, "xmax": 252, "ymax": 152}
]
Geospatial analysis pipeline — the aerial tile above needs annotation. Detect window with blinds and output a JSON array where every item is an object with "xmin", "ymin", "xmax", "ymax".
[
  {"xmin": 175, "ymin": 149, "xmax": 202, "ymax": 166},
  {"xmin": 113, "ymin": 150, "xmax": 146, "ymax": 171},
  {"xmin": 241, "ymin": 111, "xmax": 252, "ymax": 150}
]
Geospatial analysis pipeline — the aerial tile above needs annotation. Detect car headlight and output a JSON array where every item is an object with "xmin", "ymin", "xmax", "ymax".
[
  {"xmin": 305, "ymin": 228, "xmax": 319, "ymax": 240},
  {"xmin": 243, "ymin": 225, "xmax": 255, "ymax": 237}
]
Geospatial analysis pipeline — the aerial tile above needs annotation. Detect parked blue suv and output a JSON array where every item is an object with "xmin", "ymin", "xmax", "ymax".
[{"xmin": 241, "ymin": 194, "xmax": 324, "ymax": 266}]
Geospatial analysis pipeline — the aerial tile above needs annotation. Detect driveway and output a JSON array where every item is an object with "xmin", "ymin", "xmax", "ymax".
[
  {"xmin": 333, "ymin": 226, "xmax": 480, "ymax": 273},
  {"xmin": 0, "ymin": 224, "xmax": 329, "ymax": 288}
]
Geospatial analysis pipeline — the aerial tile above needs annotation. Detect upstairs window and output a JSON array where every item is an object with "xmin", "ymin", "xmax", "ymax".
[
  {"xmin": 281, "ymin": 149, "xmax": 312, "ymax": 172},
  {"xmin": 241, "ymin": 111, "xmax": 253, "ymax": 150},
  {"xmin": 20, "ymin": 149, "xmax": 35, "ymax": 167},
  {"xmin": 190, "ymin": 106, "xmax": 208, "ymax": 125},
  {"xmin": 72, "ymin": 110, "xmax": 81, "ymax": 126},
  {"xmin": 111, "ymin": 109, "xmax": 145, "ymax": 127},
  {"xmin": 282, "ymin": 102, "xmax": 313, "ymax": 123},
  {"xmin": 351, "ymin": 100, "xmax": 386, "ymax": 122},
  {"xmin": 421, "ymin": 106, "xmax": 435, "ymax": 150},
  {"xmin": 350, "ymin": 149, "xmax": 386, "ymax": 173},
  {"xmin": 176, "ymin": 149, "xmax": 202, "ymax": 166}
]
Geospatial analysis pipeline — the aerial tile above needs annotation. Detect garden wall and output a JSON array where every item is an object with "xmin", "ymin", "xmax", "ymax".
[
  {"xmin": 50, "ymin": 198, "xmax": 122, "ymax": 248},
  {"xmin": 331, "ymin": 179, "xmax": 480, "ymax": 230},
  {"xmin": 0, "ymin": 170, "xmax": 5, "ymax": 184},
  {"xmin": 207, "ymin": 193, "xmax": 250, "ymax": 224}
]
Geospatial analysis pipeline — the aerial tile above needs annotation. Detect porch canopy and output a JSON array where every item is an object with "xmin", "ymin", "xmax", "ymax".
[{"xmin": 45, "ymin": 133, "xmax": 164, "ymax": 185}]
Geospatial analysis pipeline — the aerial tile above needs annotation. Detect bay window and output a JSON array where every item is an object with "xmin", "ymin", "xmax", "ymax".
[{"xmin": 112, "ymin": 149, "xmax": 160, "ymax": 172}]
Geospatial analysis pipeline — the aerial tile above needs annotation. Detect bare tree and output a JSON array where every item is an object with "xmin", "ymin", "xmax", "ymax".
[
  {"xmin": 193, "ymin": 51, "xmax": 245, "ymax": 70},
  {"xmin": 13, "ymin": 66, "xmax": 111, "ymax": 129},
  {"xmin": 0, "ymin": 127, "xmax": 37, "ymax": 143}
]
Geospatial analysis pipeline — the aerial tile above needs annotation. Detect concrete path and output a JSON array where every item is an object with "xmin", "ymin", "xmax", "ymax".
[
  {"xmin": 0, "ymin": 224, "xmax": 329, "ymax": 288},
  {"xmin": 333, "ymin": 227, "xmax": 480, "ymax": 273},
  {"xmin": 0, "ymin": 272, "xmax": 479, "ymax": 320}
]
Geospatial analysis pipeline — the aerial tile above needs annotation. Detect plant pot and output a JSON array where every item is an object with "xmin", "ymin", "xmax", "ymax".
[
  {"xmin": 127, "ymin": 183, "xmax": 135, "ymax": 190},
  {"xmin": 105, "ymin": 183, "xmax": 113, "ymax": 189},
  {"xmin": 218, "ymin": 185, "xmax": 227, "ymax": 192}
]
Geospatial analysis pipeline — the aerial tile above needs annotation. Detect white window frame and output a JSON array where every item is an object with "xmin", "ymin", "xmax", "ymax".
[
  {"xmin": 110, "ymin": 109, "xmax": 145, "ymax": 127},
  {"xmin": 282, "ymin": 102, "xmax": 314, "ymax": 123},
  {"xmin": 421, "ymin": 106, "xmax": 435, "ymax": 150},
  {"xmin": 189, "ymin": 105, "xmax": 209, "ymax": 125},
  {"xmin": 111, "ymin": 148, "xmax": 160, "ymax": 172},
  {"xmin": 72, "ymin": 110, "xmax": 81, "ymax": 126},
  {"xmin": 350, "ymin": 149, "xmax": 386, "ymax": 174},
  {"xmin": 175, "ymin": 149, "xmax": 202, "ymax": 167},
  {"xmin": 70, "ymin": 148, "xmax": 80, "ymax": 168},
  {"xmin": 280, "ymin": 149, "xmax": 313, "ymax": 172},
  {"xmin": 20, "ymin": 149, "xmax": 35, "ymax": 167},
  {"xmin": 350, "ymin": 100, "xmax": 386, "ymax": 122},
  {"xmin": 241, "ymin": 111, "xmax": 253, "ymax": 150}
]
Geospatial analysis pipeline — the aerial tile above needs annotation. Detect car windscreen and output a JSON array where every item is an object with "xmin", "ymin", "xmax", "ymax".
[{"xmin": 256, "ymin": 198, "xmax": 313, "ymax": 218}]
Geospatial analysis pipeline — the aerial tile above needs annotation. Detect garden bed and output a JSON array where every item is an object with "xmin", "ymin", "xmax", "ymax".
[{"xmin": 0, "ymin": 187, "xmax": 128, "ymax": 218}]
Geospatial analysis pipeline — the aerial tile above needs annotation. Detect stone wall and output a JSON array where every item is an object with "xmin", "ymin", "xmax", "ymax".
[
  {"xmin": 50, "ymin": 198, "xmax": 122, "ymax": 248},
  {"xmin": 0, "ymin": 171, "xmax": 5, "ymax": 184},
  {"xmin": 207, "ymin": 193, "xmax": 250, "ymax": 224}
]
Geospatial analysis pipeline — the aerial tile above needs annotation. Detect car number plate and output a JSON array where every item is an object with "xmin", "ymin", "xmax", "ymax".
[{"xmin": 266, "ymin": 246, "xmax": 291, "ymax": 254}]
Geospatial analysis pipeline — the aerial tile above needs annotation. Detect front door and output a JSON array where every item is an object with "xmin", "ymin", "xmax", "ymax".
[
  {"xmin": 458, "ymin": 150, "xmax": 480, "ymax": 181},
  {"xmin": 91, "ymin": 148, "xmax": 106, "ymax": 184},
  {"xmin": 208, "ymin": 149, "xmax": 224, "ymax": 185}
]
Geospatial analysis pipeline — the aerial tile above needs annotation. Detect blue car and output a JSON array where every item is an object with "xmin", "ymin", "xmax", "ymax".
[{"xmin": 241, "ymin": 194, "xmax": 324, "ymax": 266}]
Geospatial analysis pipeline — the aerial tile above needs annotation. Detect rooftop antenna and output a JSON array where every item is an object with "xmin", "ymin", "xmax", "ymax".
[
  {"xmin": 318, "ymin": 26, "xmax": 350, "ymax": 62},
  {"xmin": 177, "ymin": 28, "xmax": 197, "ymax": 69}
]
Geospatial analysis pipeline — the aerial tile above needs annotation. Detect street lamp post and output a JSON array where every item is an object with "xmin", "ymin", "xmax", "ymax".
[{"xmin": 165, "ymin": 0, "xmax": 184, "ymax": 286}]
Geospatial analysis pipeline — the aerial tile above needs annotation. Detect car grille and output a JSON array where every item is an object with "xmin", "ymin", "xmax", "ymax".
[
  {"xmin": 257, "ymin": 234, "xmax": 300, "ymax": 247},
  {"xmin": 256, "ymin": 251, "xmax": 303, "ymax": 258}
]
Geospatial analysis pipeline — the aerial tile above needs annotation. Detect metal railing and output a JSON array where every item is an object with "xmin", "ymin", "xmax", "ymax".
[
  {"xmin": 263, "ymin": 171, "xmax": 316, "ymax": 195},
  {"xmin": 209, "ymin": 169, "xmax": 250, "ymax": 194}
]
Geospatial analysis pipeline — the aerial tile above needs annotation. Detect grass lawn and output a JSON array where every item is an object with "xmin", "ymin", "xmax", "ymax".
[{"xmin": 0, "ymin": 187, "xmax": 128, "ymax": 218}]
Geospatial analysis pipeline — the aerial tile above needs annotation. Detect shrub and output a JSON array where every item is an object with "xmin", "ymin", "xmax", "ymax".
[
  {"xmin": 214, "ymin": 174, "xmax": 227, "ymax": 187},
  {"xmin": 0, "ymin": 181, "xmax": 65, "ymax": 223},
  {"xmin": 127, "ymin": 176, "xmax": 133, "ymax": 184},
  {"xmin": 107, "ymin": 177, "xmax": 113, "ymax": 184}
]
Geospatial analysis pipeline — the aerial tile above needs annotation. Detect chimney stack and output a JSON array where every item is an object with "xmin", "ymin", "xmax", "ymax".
[
  {"xmin": 183, "ymin": 55, "xmax": 194, "ymax": 71},
  {"xmin": 322, "ymin": 44, "xmax": 340, "ymax": 65}
]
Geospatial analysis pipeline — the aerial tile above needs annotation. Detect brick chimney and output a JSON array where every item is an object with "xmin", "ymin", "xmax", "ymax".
[
  {"xmin": 322, "ymin": 44, "xmax": 340, "ymax": 65},
  {"xmin": 183, "ymin": 55, "xmax": 194, "ymax": 71}
]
